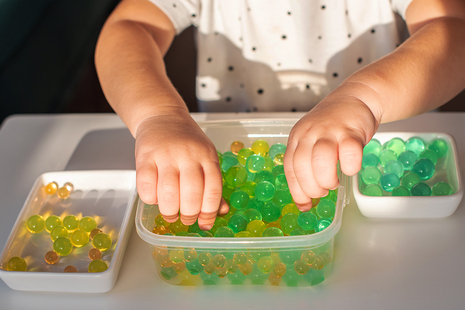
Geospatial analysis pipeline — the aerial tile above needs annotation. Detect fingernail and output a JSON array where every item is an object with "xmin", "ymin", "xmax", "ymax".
[{"xmin": 201, "ymin": 224, "xmax": 213, "ymax": 231}]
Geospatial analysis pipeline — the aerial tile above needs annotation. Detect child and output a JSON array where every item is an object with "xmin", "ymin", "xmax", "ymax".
[{"xmin": 95, "ymin": 0, "xmax": 465, "ymax": 230}]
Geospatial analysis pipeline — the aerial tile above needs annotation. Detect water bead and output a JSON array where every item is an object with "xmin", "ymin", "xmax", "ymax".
[
  {"xmin": 301, "ymin": 250, "xmax": 316, "ymax": 265},
  {"xmin": 247, "ymin": 197, "xmax": 264, "ymax": 210},
  {"xmin": 57, "ymin": 186, "xmax": 71, "ymax": 199},
  {"xmin": 169, "ymin": 249, "xmax": 185, "ymax": 264},
  {"xmin": 384, "ymin": 160, "xmax": 404, "ymax": 178},
  {"xmin": 186, "ymin": 232, "xmax": 201, "ymax": 237},
  {"xmin": 428, "ymin": 138, "xmax": 448, "ymax": 158},
  {"xmin": 225, "ymin": 165, "xmax": 248, "ymax": 187},
  {"xmin": 235, "ymin": 231, "xmax": 252, "ymax": 237},
  {"xmin": 70, "ymin": 229, "xmax": 89, "ymax": 247},
  {"xmin": 419, "ymin": 149, "xmax": 438, "ymax": 165},
  {"xmin": 63, "ymin": 215, "xmax": 79, "ymax": 231},
  {"xmin": 237, "ymin": 148, "xmax": 254, "ymax": 165},
  {"xmin": 405, "ymin": 137, "xmax": 425, "ymax": 155},
  {"xmin": 273, "ymin": 189, "xmax": 293, "ymax": 207},
  {"xmin": 246, "ymin": 220, "xmax": 267, "ymax": 237},
  {"xmin": 175, "ymin": 231, "xmax": 189, "ymax": 236},
  {"xmin": 169, "ymin": 218, "xmax": 188, "ymax": 234},
  {"xmin": 319, "ymin": 252, "xmax": 332, "ymax": 265},
  {"xmin": 50, "ymin": 225, "xmax": 69, "ymax": 241},
  {"xmin": 272, "ymin": 165, "xmax": 285, "ymax": 178},
  {"xmin": 363, "ymin": 139, "xmax": 382, "ymax": 156},
  {"xmin": 255, "ymin": 181, "xmax": 276, "ymax": 202},
  {"xmin": 223, "ymin": 151, "xmax": 236, "ymax": 157},
  {"xmin": 230, "ymin": 140, "xmax": 245, "ymax": 155},
  {"xmin": 92, "ymin": 232, "xmax": 112, "ymax": 251},
  {"xmin": 361, "ymin": 166, "xmax": 382, "ymax": 185},
  {"xmin": 321, "ymin": 189, "xmax": 337, "ymax": 202},
  {"xmin": 361, "ymin": 153, "xmax": 380, "ymax": 168},
  {"xmin": 229, "ymin": 190, "xmax": 250, "ymax": 210},
  {"xmin": 411, "ymin": 182, "xmax": 432, "ymax": 196},
  {"xmin": 282, "ymin": 203, "xmax": 300, "ymax": 216},
  {"xmin": 160, "ymin": 256, "xmax": 173, "ymax": 267},
  {"xmin": 53, "ymin": 237, "xmax": 73, "ymax": 256},
  {"xmin": 251, "ymin": 140, "xmax": 270, "ymax": 156},
  {"xmin": 44, "ymin": 215, "xmax": 62, "ymax": 233},
  {"xmin": 44, "ymin": 250, "xmax": 59, "ymax": 264},
  {"xmin": 274, "ymin": 174, "xmax": 289, "ymax": 190},
  {"xmin": 401, "ymin": 172, "xmax": 421, "ymax": 190},
  {"xmin": 266, "ymin": 220, "xmax": 281, "ymax": 229},
  {"xmin": 198, "ymin": 231, "xmax": 214, "ymax": 237},
  {"xmin": 379, "ymin": 149, "xmax": 397, "ymax": 166},
  {"xmin": 228, "ymin": 214, "xmax": 248, "ymax": 233},
  {"xmin": 64, "ymin": 265, "xmax": 77, "ymax": 273},
  {"xmin": 222, "ymin": 184, "xmax": 235, "ymax": 201},
  {"xmin": 217, "ymin": 150, "xmax": 223, "ymax": 166},
  {"xmin": 233, "ymin": 253, "xmax": 248, "ymax": 266},
  {"xmin": 44, "ymin": 181, "xmax": 58, "ymax": 195},
  {"xmin": 240, "ymin": 181, "xmax": 257, "ymax": 197},
  {"xmin": 88, "ymin": 259, "xmax": 108, "ymax": 273},
  {"xmin": 211, "ymin": 254, "xmax": 226, "ymax": 268},
  {"xmin": 257, "ymin": 256, "xmax": 274, "ymax": 274},
  {"xmin": 316, "ymin": 218, "xmax": 333, "ymax": 232},
  {"xmin": 311, "ymin": 256, "xmax": 325, "ymax": 270},
  {"xmin": 242, "ymin": 208, "xmax": 263, "ymax": 223},
  {"xmin": 246, "ymin": 154, "xmax": 265, "ymax": 173},
  {"xmin": 432, "ymin": 181, "xmax": 453, "ymax": 196},
  {"xmin": 262, "ymin": 227, "xmax": 284, "ymax": 237},
  {"xmin": 384, "ymin": 137, "xmax": 405, "ymax": 156},
  {"xmin": 316, "ymin": 199, "xmax": 336, "ymax": 218},
  {"xmin": 214, "ymin": 226, "xmax": 235, "ymax": 237},
  {"xmin": 280, "ymin": 213, "xmax": 299, "ymax": 235},
  {"xmin": 89, "ymin": 228, "xmax": 103, "ymax": 240},
  {"xmin": 412, "ymin": 158, "xmax": 435, "ymax": 180},
  {"xmin": 273, "ymin": 154, "xmax": 284, "ymax": 165},
  {"xmin": 297, "ymin": 212, "xmax": 318, "ymax": 231},
  {"xmin": 221, "ymin": 155, "xmax": 239, "ymax": 172},
  {"xmin": 7, "ymin": 257, "xmax": 27, "ymax": 271},
  {"xmin": 380, "ymin": 173, "xmax": 400, "ymax": 192},
  {"xmin": 247, "ymin": 170, "xmax": 256, "ymax": 182},
  {"xmin": 259, "ymin": 202, "xmax": 281, "ymax": 222},
  {"xmin": 398, "ymin": 151, "xmax": 417, "ymax": 171},
  {"xmin": 198, "ymin": 252, "xmax": 213, "ymax": 266},
  {"xmin": 173, "ymin": 261, "xmax": 186, "ymax": 273},
  {"xmin": 290, "ymin": 228, "xmax": 307, "ymax": 236},
  {"xmin": 255, "ymin": 170, "xmax": 274, "ymax": 183},
  {"xmin": 153, "ymin": 225, "xmax": 170, "ymax": 235},
  {"xmin": 89, "ymin": 248, "xmax": 102, "ymax": 260},
  {"xmin": 392, "ymin": 186, "xmax": 410, "ymax": 196},
  {"xmin": 79, "ymin": 216, "xmax": 97, "ymax": 233},
  {"xmin": 269, "ymin": 143, "xmax": 287, "ymax": 159},
  {"xmin": 209, "ymin": 217, "xmax": 228, "ymax": 234},
  {"xmin": 186, "ymin": 260, "xmax": 202, "ymax": 275},
  {"xmin": 294, "ymin": 259, "xmax": 311, "ymax": 275},
  {"xmin": 26, "ymin": 215, "xmax": 45, "ymax": 233}
]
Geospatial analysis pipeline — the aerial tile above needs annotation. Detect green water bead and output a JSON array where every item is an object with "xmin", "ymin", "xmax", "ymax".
[
  {"xmin": 235, "ymin": 231, "xmax": 252, "ymax": 237},
  {"xmin": 186, "ymin": 260, "xmax": 203, "ymax": 275},
  {"xmin": 247, "ymin": 197, "xmax": 264, "ymax": 210},
  {"xmin": 275, "ymin": 174, "xmax": 289, "ymax": 190},
  {"xmin": 316, "ymin": 218, "xmax": 333, "ymax": 232},
  {"xmin": 79, "ymin": 216, "xmax": 97, "ymax": 233},
  {"xmin": 175, "ymin": 231, "xmax": 189, "ymax": 236},
  {"xmin": 411, "ymin": 182, "xmax": 432, "ymax": 196},
  {"xmin": 321, "ymin": 189, "xmax": 337, "ymax": 202},
  {"xmin": 255, "ymin": 170, "xmax": 274, "ymax": 183},
  {"xmin": 7, "ymin": 256, "xmax": 27, "ymax": 271},
  {"xmin": 188, "ymin": 221, "xmax": 202, "ymax": 234},
  {"xmin": 227, "ymin": 214, "xmax": 248, "ymax": 233},
  {"xmin": 246, "ymin": 220, "xmax": 267, "ymax": 237},
  {"xmin": 259, "ymin": 202, "xmax": 281, "ymax": 222},
  {"xmin": 92, "ymin": 232, "xmax": 112, "ymax": 251},
  {"xmin": 272, "ymin": 165, "xmax": 285, "ymax": 178},
  {"xmin": 26, "ymin": 215, "xmax": 45, "ymax": 234},
  {"xmin": 242, "ymin": 208, "xmax": 263, "ymax": 222},
  {"xmin": 363, "ymin": 139, "xmax": 382, "ymax": 156},
  {"xmin": 363, "ymin": 184, "xmax": 383, "ymax": 196},
  {"xmin": 222, "ymin": 183, "xmax": 235, "ymax": 201},
  {"xmin": 401, "ymin": 172, "xmax": 421, "ymax": 190},
  {"xmin": 240, "ymin": 181, "xmax": 257, "ymax": 197},
  {"xmin": 209, "ymin": 217, "xmax": 228, "ymax": 234},
  {"xmin": 428, "ymin": 138, "xmax": 448, "ymax": 158},
  {"xmin": 262, "ymin": 227, "xmax": 284, "ymax": 237},
  {"xmin": 412, "ymin": 158, "xmax": 435, "ymax": 180},
  {"xmin": 279, "ymin": 250, "xmax": 301, "ymax": 265},
  {"xmin": 247, "ymin": 170, "xmax": 256, "ymax": 182},
  {"xmin": 198, "ymin": 231, "xmax": 214, "ymax": 237},
  {"xmin": 380, "ymin": 173, "xmax": 400, "ymax": 192},
  {"xmin": 419, "ymin": 149, "xmax": 438, "ymax": 165},
  {"xmin": 225, "ymin": 165, "xmax": 248, "ymax": 187},
  {"xmin": 63, "ymin": 215, "xmax": 79, "ymax": 231},
  {"xmin": 70, "ymin": 229, "xmax": 89, "ymax": 247},
  {"xmin": 269, "ymin": 143, "xmax": 287, "ymax": 159},
  {"xmin": 361, "ymin": 166, "xmax": 382, "ymax": 185},
  {"xmin": 50, "ymin": 225, "xmax": 69, "ymax": 241},
  {"xmin": 392, "ymin": 186, "xmax": 410, "ymax": 196},
  {"xmin": 379, "ymin": 149, "xmax": 397, "ymax": 166},
  {"xmin": 223, "ymin": 151, "xmax": 236, "ymax": 157},
  {"xmin": 405, "ymin": 137, "xmax": 425, "ymax": 155},
  {"xmin": 263, "ymin": 156, "xmax": 274, "ymax": 171},
  {"xmin": 246, "ymin": 154, "xmax": 265, "ymax": 173},
  {"xmin": 257, "ymin": 256, "xmax": 275, "ymax": 274},
  {"xmin": 214, "ymin": 226, "xmax": 235, "ymax": 237},
  {"xmin": 273, "ymin": 189, "xmax": 293, "ymax": 207},
  {"xmin": 237, "ymin": 148, "xmax": 254, "ymax": 165},
  {"xmin": 297, "ymin": 212, "xmax": 318, "ymax": 231},
  {"xmin": 316, "ymin": 199, "xmax": 336, "ymax": 218},
  {"xmin": 281, "ymin": 203, "xmax": 300, "ymax": 216},
  {"xmin": 290, "ymin": 228, "xmax": 308, "ymax": 236},
  {"xmin": 44, "ymin": 215, "xmax": 62, "ymax": 233},
  {"xmin": 385, "ymin": 160, "xmax": 404, "ymax": 178},
  {"xmin": 361, "ymin": 153, "xmax": 380, "ymax": 168},
  {"xmin": 221, "ymin": 155, "xmax": 239, "ymax": 172},
  {"xmin": 398, "ymin": 151, "xmax": 417, "ymax": 171},
  {"xmin": 280, "ymin": 213, "xmax": 299, "ymax": 235},
  {"xmin": 229, "ymin": 190, "xmax": 250, "ymax": 210},
  {"xmin": 88, "ymin": 259, "xmax": 108, "ymax": 273},
  {"xmin": 217, "ymin": 150, "xmax": 223, "ymax": 167},
  {"xmin": 384, "ymin": 137, "xmax": 405, "ymax": 156},
  {"xmin": 53, "ymin": 237, "xmax": 73, "ymax": 256},
  {"xmin": 432, "ymin": 181, "xmax": 453, "ymax": 196},
  {"xmin": 255, "ymin": 181, "xmax": 276, "ymax": 202}
]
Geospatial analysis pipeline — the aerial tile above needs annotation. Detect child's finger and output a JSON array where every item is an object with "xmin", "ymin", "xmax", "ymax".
[
  {"xmin": 198, "ymin": 161, "xmax": 224, "ymax": 230},
  {"xmin": 136, "ymin": 162, "xmax": 158, "ymax": 205},
  {"xmin": 179, "ymin": 164, "xmax": 204, "ymax": 225},
  {"xmin": 283, "ymin": 143, "xmax": 312, "ymax": 211},
  {"xmin": 311, "ymin": 138, "xmax": 339, "ymax": 190},
  {"xmin": 157, "ymin": 165, "xmax": 180, "ymax": 223},
  {"xmin": 218, "ymin": 198, "xmax": 230, "ymax": 215},
  {"xmin": 338, "ymin": 136, "xmax": 363, "ymax": 176}
]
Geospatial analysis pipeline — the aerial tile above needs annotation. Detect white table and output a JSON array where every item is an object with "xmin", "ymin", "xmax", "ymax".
[{"xmin": 0, "ymin": 112, "xmax": 464, "ymax": 310}]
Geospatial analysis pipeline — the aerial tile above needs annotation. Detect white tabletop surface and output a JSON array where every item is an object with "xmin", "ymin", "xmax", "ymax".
[{"xmin": 0, "ymin": 112, "xmax": 464, "ymax": 309}]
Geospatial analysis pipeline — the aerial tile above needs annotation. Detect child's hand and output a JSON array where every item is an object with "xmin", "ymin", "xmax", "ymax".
[
  {"xmin": 284, "ymin": 88, "xmax": 380, "ymax": 211},
  {"xmin": 135, "ymin": 111, "xmax": 229, "ymax": 230}
]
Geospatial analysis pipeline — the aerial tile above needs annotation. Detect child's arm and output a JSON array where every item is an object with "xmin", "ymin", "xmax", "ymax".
[
  {"xmin": 95, "ymin": 0, "xmax": 228, "ymax": 230},
  {"xmin": 284, "ymin": 0, "xmax": 465, "ymax": 211}
]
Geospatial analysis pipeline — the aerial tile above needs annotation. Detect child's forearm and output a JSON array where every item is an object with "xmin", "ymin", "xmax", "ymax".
[
  {"xmin": 95, "ymin": 1, "xmax": 186, "ymax": 137},
  {"xmin": 340, "ymin": 16, "xmax": 465, "ymax": 126}
]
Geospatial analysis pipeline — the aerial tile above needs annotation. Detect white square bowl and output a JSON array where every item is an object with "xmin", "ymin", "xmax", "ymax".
[
  {"xmin": 0, "ymin": 170, "xmax": 137, "ymax": 293},
  {"xmin": 353, "ymin": 132, "xmax": 463, "ymax": 218}
]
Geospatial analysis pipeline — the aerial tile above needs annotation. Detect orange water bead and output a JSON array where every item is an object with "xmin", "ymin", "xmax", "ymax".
[
  {"xmin": 215, "ymin": 266, "xmax": 228, "ymax": 278},
  {"xmin": 45, "ymin": 251, "xmax": 59, "ymax": 264},
  {"xmin": 152, "ymin": 226, "xmax": 170, "ymax": 235},
  {"xmin": 89, "ymin": 248, "xmax": 102, "ymax": 260},
  {"xmin": 57, "ymin": 186, "xmax": 71, "ymax": 199},
  {"xmin": 64, "ymin": 265, "xmax": 77, "ymax": 273},
  {"xmin": 238, "ymin": 260, "xmax": 253, "ymax": 276},
  {"xmin": 155, "ymin": 213, "xmax": 168, "ymax": 227},
  {"xmin": 153, "ymin": 246, "xmax": 168, "ymax": 261},
  {"xmin": 44, "ymin": 182, "xmax": 58, "ymax": 195},
  {"xmin": 233, "ymin": 252, "xmax": 248, "ymax": 266},
  {"xmin": 225, "ymin": 259, "xmax": 237, "ymax": 274},
  {"xmin": 273, "ymin": 262, "xmax": 287, "ymax": 277},
  {"xmin": 311, "ymin": 256, "xmax": 325, "ymax": 270},
  {"xmin": 89, "ymin": 228, "xmax": 102, "ymax": 240},
  {"xmin": 268, "ymin": 272, "xmax": 282, "ymax": 286},
  {"xmin": 266, "ymin": 220, "xmax": 281, "ymax": 229},
  {"xmin": 160, "ymin": 256, "xmax": 173, "ymax": 268},
  {"xmin": 231, "ymin": 140, "xmax": 245, "ymax": 155},
  {"xmin": 169, "ymin": 219, "xmax": 188, "ymax": 234},
  {"xmin": 203, "ymin": 262, "xmax": 216, "ymax": 275},
  {"xmin": 301, "ymin": 250, "xmax": 316, "ymax": 265},
  {"xmin": 294, "ymin": 259, "xmax": 311, "ymax": 275},
  {"xmin": 172, "ymin": 261, "xmax": 186, "ymax": 273}
]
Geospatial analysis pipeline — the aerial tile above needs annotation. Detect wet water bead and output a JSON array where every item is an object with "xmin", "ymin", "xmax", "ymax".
[
  {"xmin": 50, "ymin": 225, "xmax": 69, "ymax": 241},
  {"xmin": 384, "ymin": 137, "xmax": 405, "ymax": 156},
  {"xmin": 269, "ymin": 143, "xmax": 287, "ymax": 159},
  {"xmin": 385, "ymin": 160, "xmax": 404, "ymax": 178},
  {"xmin": 316, "ymin": 199, "xmax": 336, "ymax": 218},
  {"xmin": 169, "ymin": 218, "xmax": 189, "ymax": 234},
  {"xmin": 405, "ymin": 137, "xmax": 426, "ymax": 155},
  {"xmin": 230, "ymin": 140, "xmax": 245, "ymax": 155},
  {"xmin": 198, "ymin": 252, "xmax": 213, "ymax": 266},
  {"xmin": 160, "ymin": 255, "xmax": 173, "ymax": 267},
  {"xmin": 88, "ymin": 259, "xmax": 108, "ymax": 273},
  {"xmin": 301, "ymin": 250, "xmax": 316, "ymax": 265},
  {"xmin": 280, "ymin": 213, "xmax": 299, "ymax": 235},
  {"xmin": 246, "ymin": 220, "xmax": 267, "ymax": 237},
  {"xmin": 362, "ymin": 184, "xmax": 383, "ymax": 196},
  {"xmin": 316, "ymin": 218, "xmax": 333, "ymax": 232},
  {"xmin": 273, "ymin": 262, "xmax": 287, "ymax": 277},
  {"xmin": 251, "ymin": 140, "xmax": 270, "ymax": 156},
  {"xmin": 57, "ymin": 186, "xmax": 71, "ymax": 199},
  {"xmin": 44, "ymin": 181, "xmax": 59, "ymax": 195},
  {"xmin": 238, "ymin": 260, "xmax": 254, "ymax": 276},
  {"xmin": 233, "ymin": 252, "xmax": 248, "ymax": 266},
  {"xmin": 175, "ymin": 231, "xmax": 189, "ymax": 236},
  {"xmin": 255, "ymin": 170, "xmax": 274, "ymax": 183},
  {"xmin": 282, "ymin": 203, "xmax": 300, "ymax": 216},
  {"xmin": 262, "ymin": 227, "xmax": 284, "ymax": 237},
  {"xmin": 274, "ymin": 174, "xmax": 289, "ymax": 190},
  {"xmin": 321, "ymin": 189, "xmax": 338, "ymax": 202},
  {"xmin": 26, "ymin": 215, "xmax": 45, "ymax": 233},
  {"xmin": 225, "ymin": 258, "xmax": 238, "ymax": 273},
  {"xmin": 7, "ymin": 256, "xmax": 27, "ymax": 271},
  {"xmin": 272, "ymin": 165, "xmax": 285, "ymax": 178},
  {"xmin": 398, "ymin": 151, "xmax": 418, "ymax": 171},
  {"xmin": 209, "ymin": 217, "xmax": 228, "ymax": 235},
  {"xmin": 225, "ymin": 165, "xmax": 248, "ymax": 187},
  {"xmin": 228, "ymin": 214, "xmax": 248, "ymax": 233},
  {"xmin": 401, "ymin": 172, "xmax": 421, "ymax": 190},
  {"xmin": 198, "ymin": 231, "xmax": 214, "ymax": 237},
  {"xmin": 217, "ymin": 150, "xmax": 223, "ymax": 167},
  {"xmin": 257, "ymin": 256, "xmax": 274, "ymax": 274},
  {"xmin": 222, "ymin": 183, "xmax": 235, "ymax": 201},
  {"xmin": 246, "ymin": 154, "xmax": 265, "ymax": 173},
  {"xmin": 172, "ymin": 261, "xmax": 186, "ymax": 274},
  {"xmin": 279, "ymin": 250, "xmax": 301, "ymax": 266},
  {"xmin": 432, "ymin": 181, "xmax": 453, "ymax": 196},
  {"xmin": 240, "ymin": 181, "xmax": 257, "ymax": 198},
  {"xmin": 203, "ymin": 262, "xmax": 216, "ymax": 275},
  {"xmin": 263, "ymin": 156, "xmax": 274, "ymax": 171},
  {"xmin": 379, "ymin": 149, "xmax": 397, "ymax": 166},
  {"xmin": 221, "ymin": 154, "xmax": 239, "ymax": 172},
  {"xmin": 53, "ymin": 237, "xmax": 73, "ymax": 256},
  {"xmin": 44, "ymin": 250, "xmax": 59, "ymax": 264},
  {"xmin": 92, "ymin": 232, "xmax": 112, "ymax": 251},
  {"xmin": 186, "ymin": 232, "xmax": 201, "ymax": 237},
  {"xmin": 89, "ymin": 248, "xmax": 102, "ymax": 260},
  {"xmin": 214, "ymin": 226, "xmax": 235, "ymax": 237},
  {"xmin": 297, "ymin": 212, "xmax": 318, "ymax": 231},
  {"xmin": 274, "ymin": 153, "xmax": 284, "ymax": 165},
  {"xmin": 63, "ymin": 215, "xmax": 79, "ymax": 232},
  {"xmin": 89, "ymin": 228, "xmax": 103, "ymax": 240},
  {"xmin": 290, "ymin": 228, "xmax": 308, "ymax": 236},
  {"xmin": 242, "ymin": 208, "xmax": 263, "ymax": 223},
  {"xmin": 44, "ymin": 215, "xmax": 62, "ymax": 233},
  {"xmin": 223, "ymin": 151, "xmax": 236, "ymax": 157},
  {"xmin": 255, "ymin": 181, "xmax": 276, "ymax": 202},
  {"xmin": 247, "ymin": 197, "xmax": 264, "ymax": 210},
  {"xmin": 361, "ymin": 166, "xmax": 382, "ymax": 185},
  {"xmin": 294, "ymin": 259, "xmax": 311, "ymax": 275},
  {"xmin": 155, "ymin": 214, "xmax": 168, "ymax": 228},
  {"xmin": 168, "ymin": 249, "xmax": 185, "ymax": 263},
  {"xmin": 412, "ymin": 158, "xmax": 435, "ymax": 180},
  {"xmin": 380, "ymin": 173, "xmax": 400, "ymax": 192},
  {"xmin": 311, "ymin": 256, "xmax": 325, "ymax": 270},
  {"xmin": 273, "ymin": 189, "xmax": 293, "ymax": 207},
  {"xmin": 211, "ymin": 254, "xmax": 226, "ymax": 268},
  {"xmin": 70, "ymin": 229, "xmax": 89, "ymax": 247},
  {"xmin": 237, "ymin": 148, "xmax": 254, "ymax": 165},
  {"xmin": 186, "ymin": 260, "xmax": 202, "ymax": 275},
  {"xmin": 79, "ymin": 216, "xmax": 97, "ymax": 233},
  {"xmin": 63, "ymin": 265, "xmax": 77, "ymax": 273},
  {"xmin": 229, "ymin": 190, "xmax": 250, "ymax": 210},
  {"xmin": 411, "ymin": 182, "xmax": 432, "ymax": 196},
  {"xmin": 361, "ymin": 153, "xmax": 380, "ymax": 168},
  {"xmin": 363, "ymin": 139, "xmax": 382, "ymax": 156},
  {"xmin": 182, "ymin": 249, "xmax": 197, "ymax": 262},
  {"xmin": 235, "ymin": 230, "xmax": 252, "ymax": 237},
  {"xmin": 419, "ymin": 149, "xmax": 438, "ymax": 165},
  {"xmin": 428, "ymin": 138, "xmax": 448, "ymax": 158},
  {"xmin": 259, "ymin": 202, "xmax": 281, "ymax": 222},
  {"xmin": 392, "ymin": 186, "xmax": 410, "ymax": 196}
]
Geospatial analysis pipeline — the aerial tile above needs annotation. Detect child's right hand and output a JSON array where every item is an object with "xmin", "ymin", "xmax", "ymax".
[{"xmin": 135, "ymin": 110, "xmax": 229, "ymax": 230}]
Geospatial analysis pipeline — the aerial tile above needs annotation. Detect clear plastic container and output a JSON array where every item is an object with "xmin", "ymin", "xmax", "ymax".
[{"xmin": 135, "ymin": 120, "xmax": 349, "ymax": 286}]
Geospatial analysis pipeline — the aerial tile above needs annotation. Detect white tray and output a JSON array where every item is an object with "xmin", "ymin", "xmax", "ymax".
[{"xmin": 0, "ymin": 170, "xmax": 137, "ymax": 293}]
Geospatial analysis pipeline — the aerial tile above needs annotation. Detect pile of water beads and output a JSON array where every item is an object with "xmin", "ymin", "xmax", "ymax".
[
  {"xmin": 5, "ymin": 181, "xmax": 112, "ymax": 273},
  {"xmin": 148, "ymin": 139, "xmax": 338, "ymax": 286},
  {"xmin": 359, "ymin": 136, "xmax": 454, "ymax": 196}
]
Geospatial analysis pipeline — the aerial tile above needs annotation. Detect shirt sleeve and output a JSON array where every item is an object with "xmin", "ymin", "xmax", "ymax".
[
  {"xmin": 148, "ymin": 0, "xmax": 200, "ymax": 34},
  {"xmin": 390, "ymin": 0, "xmax": 415, "ymax": 20}
]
